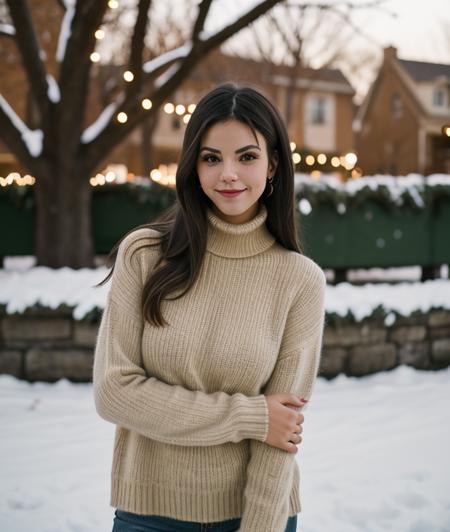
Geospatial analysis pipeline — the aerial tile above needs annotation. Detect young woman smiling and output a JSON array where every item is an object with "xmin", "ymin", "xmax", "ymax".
[{"xmin": 93, "ymin": 83, "xmax": 326, "ymax": 532}]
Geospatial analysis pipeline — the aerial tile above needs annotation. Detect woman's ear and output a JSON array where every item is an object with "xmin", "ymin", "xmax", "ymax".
[{"xmin": 269, "ymin": 150, "xmax": 279, "ymax": 177}]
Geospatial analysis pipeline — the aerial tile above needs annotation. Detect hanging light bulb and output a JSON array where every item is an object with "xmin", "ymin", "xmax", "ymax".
[
  {"xmin": 117, "ymin": 112, "xmax": 128, "ymax": 123},
  {"xmin": 123, "ymin": 70, "xmax": 134, "ymax": 82}
]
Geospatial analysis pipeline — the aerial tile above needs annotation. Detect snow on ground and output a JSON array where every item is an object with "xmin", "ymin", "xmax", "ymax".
[{"xmin": 0, "ymin": 365, "xmax": 449, "ymax": 532}]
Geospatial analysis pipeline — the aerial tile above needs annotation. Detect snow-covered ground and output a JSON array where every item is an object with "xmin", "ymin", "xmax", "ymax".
[{"xmin": 0, "ymin": 365, "xmax": 449, "ymax": 532}]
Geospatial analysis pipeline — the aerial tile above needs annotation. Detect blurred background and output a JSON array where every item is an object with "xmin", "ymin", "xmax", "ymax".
[{"xmin": 0, "ymin": 1, "xmax": 449, "ymax": 531}]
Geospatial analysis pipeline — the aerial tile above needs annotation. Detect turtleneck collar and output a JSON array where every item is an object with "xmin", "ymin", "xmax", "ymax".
[{"xmin": 205, "ymin": 202, "xmax": 276, "ymax": 258}]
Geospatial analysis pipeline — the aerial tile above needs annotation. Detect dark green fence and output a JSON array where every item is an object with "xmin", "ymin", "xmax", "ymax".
[{"xmin": 1, "ymin": 181, "xmax": 449, "ymax": 276}]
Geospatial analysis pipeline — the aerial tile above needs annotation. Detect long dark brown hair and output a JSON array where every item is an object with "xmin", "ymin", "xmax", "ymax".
[{"xmin": 95, "ymin": 82, "xmax": 303, "ymax": 327}]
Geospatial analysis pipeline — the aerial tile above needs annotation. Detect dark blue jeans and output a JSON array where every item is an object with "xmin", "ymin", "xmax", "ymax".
[{"xmin": 112, "ymin": 509, "xmax": 298, "ymax": 531}]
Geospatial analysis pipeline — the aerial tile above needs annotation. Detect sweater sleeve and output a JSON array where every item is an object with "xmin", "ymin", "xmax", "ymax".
[
  {"xmin": 92, "ymin": 229, "xmax": 269, "ymax": 447},
  {"xmin": 238, "ymin": 260, "xmax": 327, "ymax": 532}
]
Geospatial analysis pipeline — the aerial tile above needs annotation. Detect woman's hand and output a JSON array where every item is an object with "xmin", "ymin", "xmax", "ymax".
[{"xmin": 263, "ymin": 394, "xmax": 307, "ymax": 453}]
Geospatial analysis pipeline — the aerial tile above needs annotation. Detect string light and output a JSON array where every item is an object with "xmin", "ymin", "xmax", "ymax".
[
  {"xmin": 0, "ymin": 173, "xmax": 35, "ymax": 187},
  {"xmin": 331, "ymin": 156, "xmax": 340, "ymax": 167},
  {"xmin": 175, "ymin": 104, "xmax": 185, "ymax": 115},
  {"xmin": 123, "ymin": 70, "xmax": 134, "ymax": 82},
  {"xmin": 290, "ymin": 142, "xmax": 296, "ymax": 152},
  {"xmin": 305, "ymin": 155, "xmax": 315, "ymax": 166},
  {"xmin": 163, "ymin": 103, "xmax": 175, "ymax": 114},
  {"xmin": 90, "ymin": 52, "xmax": 100, "ymax": 62},
  {"xmin": 95, "ymin": 29, "xmax": 105, "ymax": 40},
  {"xmin": 150, "ymin": 163, "xmax": 177, "ymax": 188},
  {"xmin": 108, "ymin": 0, "xmax": 119, "ymax": 8},
  {"xmin": 187, "ymin": 104, "xmax": 196, "ymax": 113},
  {"xmin": 317, "ymin": 153, "xmax": 327, "ymax": 164},
  {"xmin": 292, "ymin": 153, "xmax": 301, "ymax": 164},
  {"xmin": 117, "ymin": 112, "xmax": 128, "ymax": 123},
  {"xmin": 142, "ymin": 98, "xmax": 152, "ymax": 110},
  {"xmin": 182, "ymin": 114, "xmax": 191, "ymax": 124}
]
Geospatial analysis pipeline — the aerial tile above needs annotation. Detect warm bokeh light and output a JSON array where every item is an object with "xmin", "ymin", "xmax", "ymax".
[
  {"xmin": 175, "ymin": 104, "xmax": 185, "ymax": 115},
  {"xmin": 305, "ymin": 155, "xmax": 315, "ymax": 166},
  {"xmin": 331, "ymin": 156, "xmax": 340, "ymax": 167},
  {"xmin": 117, "ymin": 112, "xmax": 128, "ymax": 123},
  {"xmin": 123, "ymin": 71, "xmax": 134, "ymax": 82},
  {"xmin": 292, "ymin": 153, "xmax": 301, "ymax": 164},
  {"xmin": 164, "ymin": 103, "xmax": 175, "ymax": 114},
  {"xmin": 141, "ymin": 98, "xmax": 152, "ymax": 110},
  {"xmin": 317, "ymin": 153, "xmax": 327, "ymax": 164},
  {"xmin": 95, "ymin": 29, "xmax": 105, "ymax": 40},
  {"xmin": 90, "ymin": 52, "xmax": 100, "ymax": 62}
]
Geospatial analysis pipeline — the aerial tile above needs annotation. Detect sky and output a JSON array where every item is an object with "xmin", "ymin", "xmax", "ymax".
[
  {"xmin": 208, "ymin": 0, "xmax": 450, "ymax": 103},
  {"xmin": 103, "ymin": 0, "xmax": 450, "ymax": 104},
  {"xmin": 351, "ymin": 0, "xmax": 450, "ymax": 63}
]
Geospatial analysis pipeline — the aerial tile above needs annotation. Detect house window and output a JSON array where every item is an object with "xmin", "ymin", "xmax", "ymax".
[
  {"xmin": 433, "ymin": 88, "xmax": 445, "ymax": 107},
  {"xmin": 391, "ymin": 93, "xmax": 403, "ymax": 118},
  {"xmin": 309, "ymin": 97, "xmax": 327, "ymax": 124}
]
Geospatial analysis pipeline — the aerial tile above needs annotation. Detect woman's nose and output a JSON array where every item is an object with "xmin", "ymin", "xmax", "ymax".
[{"xmin": 220, "ymin": 162, "xmax": 238, "ymax": 180}]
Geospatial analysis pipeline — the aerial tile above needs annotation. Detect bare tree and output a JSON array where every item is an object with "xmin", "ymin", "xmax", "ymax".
[
  {"xmin": 239, "ymin": 0, "xmax": 394, "ymax": 125},
  {"xmin": 0, "ymin": 0, "xmax": 285, "ymax": 268}
]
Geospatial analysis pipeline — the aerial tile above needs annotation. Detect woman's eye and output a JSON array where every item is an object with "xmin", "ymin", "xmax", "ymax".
[
  {"xmin": 201, "ymin": 153, "xmax": 257, "ymax": 163},
  {"xmin": 202, "ymin": 155, "xmax": 219, "ymax": 163}
]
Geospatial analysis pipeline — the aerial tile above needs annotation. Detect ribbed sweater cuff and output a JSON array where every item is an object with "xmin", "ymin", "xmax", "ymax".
[{"xmin": 238, "ymin": 394, "xmax": 269, "ymax": 442}]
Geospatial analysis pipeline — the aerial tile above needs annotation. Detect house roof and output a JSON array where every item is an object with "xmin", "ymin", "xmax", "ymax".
[
  {"xmin": 398, "ymin": 59, "xmax": 450, "ymax": 82},
  {"xmin": 190, "ymin": 50, "xmax": 354, "ymax": 92}
]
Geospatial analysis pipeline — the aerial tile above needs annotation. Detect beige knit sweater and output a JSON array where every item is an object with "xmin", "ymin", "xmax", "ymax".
[{"xmin": 93, "ymin": 201, "xmax": 326, "ymax": 532}]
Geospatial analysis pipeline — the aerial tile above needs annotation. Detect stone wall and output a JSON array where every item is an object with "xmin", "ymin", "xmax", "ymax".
[{"xmin": 1, "ymin": 309, "xmax": 449, "ymax": 382}]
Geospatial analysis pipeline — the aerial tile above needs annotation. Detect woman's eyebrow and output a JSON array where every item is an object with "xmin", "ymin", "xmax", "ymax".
[{"xmin": 199, "ymin": 144, "xmax": 261, "ymax": 154}]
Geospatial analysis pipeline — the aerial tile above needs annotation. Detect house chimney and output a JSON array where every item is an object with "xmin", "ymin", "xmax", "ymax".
[{"xmin": 384, "ymin": 46, "xmax": 398, "ymax": 61}]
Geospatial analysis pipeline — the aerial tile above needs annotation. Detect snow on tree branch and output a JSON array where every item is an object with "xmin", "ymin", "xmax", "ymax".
[
  {"xmin": 0, "ymin": 94, "xmax": 43, "ymax": 157},
  {"xmin": 154, "ymin": 62, "xmax": 182, "ymax": 89},
  {"xmin": 81, "ymin": 97, "xmax": 125, "ymax": 144},
  {"xmin": 142, "ymin": 42, "xmax": 193, "ymax": 74},
  {"xmin": 46, "ymin": 74, "xmax": 60, "ymax": 103},
  {"xmin": 56, "ymin": 0, "xmax": 75, "ymax": 62},
  {"xmin": 0, "ymin": 22, "xmax": 15, "ymax": 36}
]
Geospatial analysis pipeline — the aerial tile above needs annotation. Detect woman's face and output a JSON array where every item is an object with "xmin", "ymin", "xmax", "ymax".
[{"xmin": 196, "ymin": 119, "xmax": 277, "ymax": 224}]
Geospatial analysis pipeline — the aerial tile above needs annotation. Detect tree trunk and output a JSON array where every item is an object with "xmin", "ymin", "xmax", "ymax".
[
  {"xmin": 34, "ymin": 169, "xmax": 94, "ymax": 268},
  {"xmin": 141, "ymin": 114, "xmax": 159, "ymax": 176}
]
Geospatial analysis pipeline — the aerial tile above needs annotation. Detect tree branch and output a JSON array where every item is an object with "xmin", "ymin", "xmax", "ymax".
[
  {"xmin": 0, "ymin": 95, "xmax": 45, "ymax": 176},
  {"xmin": 126, "ymin": 0, "xmax": 152, "ymax": 96},
  {"xmin": 191, "ymin": 0, "xmax": 213, "ymax": 43},
  {"xmin": 57, "ymin": 0, "xmax": 108, "ymax": 157},
  {"xmin": 82, "ymin": 0, "xmax": 284, "ymax": 173},
  {"xmin": 5, "ymin": 0, "xmax": 50, "ymax": 125}
]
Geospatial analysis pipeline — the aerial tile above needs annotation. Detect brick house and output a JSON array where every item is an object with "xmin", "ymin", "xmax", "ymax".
[
  {"xmin": 114, "ymin": 48, "xmax": 356, "ymax": 178},
  {"xmin": 354, "ymin": 46, "xmax": 450, "ymax": 175},
  {"xmin": 0, "ymin": 2, "xmax": 356, "ymax": 181}
]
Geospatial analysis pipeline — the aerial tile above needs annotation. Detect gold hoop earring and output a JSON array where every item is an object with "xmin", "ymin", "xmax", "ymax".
[{"xmin": 266, "ymin": 175, "xmax": 274, "ymax": 197}]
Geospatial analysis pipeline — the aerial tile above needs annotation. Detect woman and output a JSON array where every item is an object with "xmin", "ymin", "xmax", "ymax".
[{"xmin": 93, "ymin": 82, "xmax": 327, "ymax": 532}]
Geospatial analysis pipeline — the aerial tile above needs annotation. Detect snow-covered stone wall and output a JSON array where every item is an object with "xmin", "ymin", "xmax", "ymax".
[{"xmin": 1, "ymin": 308, "xmax": 449, "ymax": 382}]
